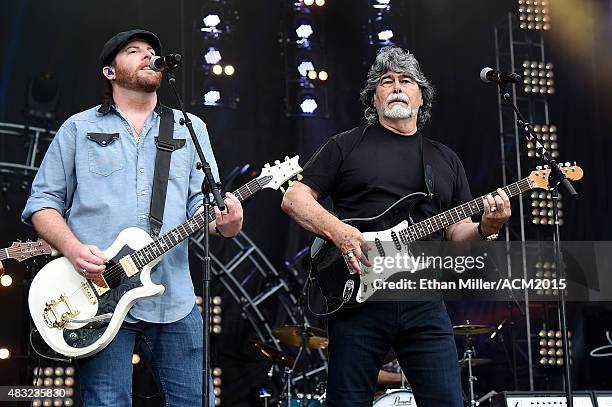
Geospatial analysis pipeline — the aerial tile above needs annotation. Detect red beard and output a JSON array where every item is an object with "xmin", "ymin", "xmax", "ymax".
[{"xmin": 114, "ymin": 64, "xmax": 162, "ymax": 93}]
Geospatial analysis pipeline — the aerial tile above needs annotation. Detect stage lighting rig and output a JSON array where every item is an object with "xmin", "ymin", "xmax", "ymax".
[
  {"xmin": 192, "ymin": 0, "xmax": 239, "ymax": 109},
  {"xmin": 518, "ymin": 0, "xmax": 551, "ymax": 31}
]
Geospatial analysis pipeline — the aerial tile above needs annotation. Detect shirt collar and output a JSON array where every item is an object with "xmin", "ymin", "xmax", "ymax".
[{"xmin": 97, "ymin": 100, "xmax": 165, "ymax": 116}]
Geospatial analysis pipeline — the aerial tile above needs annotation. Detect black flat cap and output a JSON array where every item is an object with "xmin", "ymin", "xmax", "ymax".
[{"xmin": 99, "ymin": 29, "xmax": 162, "ymax": 67}]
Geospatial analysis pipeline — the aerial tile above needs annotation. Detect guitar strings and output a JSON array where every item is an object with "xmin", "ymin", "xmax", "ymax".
[{"xmin": 95, "ymin": 179, "xmax": 260, "ymax": 282}]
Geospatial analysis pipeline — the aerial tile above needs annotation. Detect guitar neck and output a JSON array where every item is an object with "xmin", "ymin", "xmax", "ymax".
[
  {"xmin": 0, "ymin": 249, "xmax": 8, "ymax": 261},
  {"xmin": 129, "ymin": 178, "xmax": 264, "ymax": 268},
  {"xmin": 405, "ymin": 177, "xmax": 533, "ymax": 241}
]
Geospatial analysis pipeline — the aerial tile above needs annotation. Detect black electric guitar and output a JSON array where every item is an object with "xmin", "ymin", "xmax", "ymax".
[{"xmin": 309, "ymin": 164, "xmax": 583, "ymax": 308}]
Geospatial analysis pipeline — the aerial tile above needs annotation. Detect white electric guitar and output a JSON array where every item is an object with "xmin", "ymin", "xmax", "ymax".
[{"xmin": 28, "ymin": 156, "xmax": 302, "ymax": 358}]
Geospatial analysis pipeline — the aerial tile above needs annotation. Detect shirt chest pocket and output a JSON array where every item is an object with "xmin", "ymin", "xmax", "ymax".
[
  {"xmin": 158, "ymin": 137, "xmax": 189, "ymax": 180},
  {"xmin": 87, "ymin": 133, "xmax": 124, "ymax": 176}
]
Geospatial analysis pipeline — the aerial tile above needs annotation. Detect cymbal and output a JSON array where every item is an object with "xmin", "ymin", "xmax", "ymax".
[
  {"xmin": 252, "ymin": 341, "xmax": 296, "ymax": 369},
  {"xmin": 459, "ymin": 358, "xmax": 493, "ymax": 368},
  {"xmin": 453, "ymin": 324, "xmax": 494, "ymax": 336},
  {"xmin": 272, "ymin": 325, "xmax": 329, "ymax": 349}
]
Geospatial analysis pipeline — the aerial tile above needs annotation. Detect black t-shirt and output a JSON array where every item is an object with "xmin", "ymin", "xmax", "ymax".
[{"xmin": 301, "ymin": 123, "xmax": 472, "ymax": 240}]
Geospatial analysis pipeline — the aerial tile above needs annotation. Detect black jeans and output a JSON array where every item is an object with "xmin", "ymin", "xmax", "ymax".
[{"xmin": 326, "ymin": 300, "xmax": 463, "ymax": 407}]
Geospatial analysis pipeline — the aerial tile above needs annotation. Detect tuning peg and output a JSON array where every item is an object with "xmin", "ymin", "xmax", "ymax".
[
  {"xmin": 280, "ymin": 186, "xmax": 286, "ymax": 194},
  {"xmin": 543, "ymin": 165, "xmax": 549, "ymax": 169},
  {"xmin": 264, "ymin": 163, "xmax": 270, "ymax": 168},
  {"xmin": 296, "ymin": 174, "xmax": 303, "ymax": 181},
  {"xmin": 536, "ymin": 166, "xmax": 542, "ymax": 170},
  {"xmin": 573, "ymin": 161, "xmax": 576, "ymax": 166},
  {"xmin": 274, "ymin": 160, "xmax": 281, "ymax": 165},
  {"xmin": 288, "ymin": 180, "xmax": 294, "ymax": 186},
  {"xmin": 564, "ymin": 162, "xmax": 571, "ymax": 167},
  {"xmin": 284, "ymin": 156, "xmax": 289, "ymax": 161}
]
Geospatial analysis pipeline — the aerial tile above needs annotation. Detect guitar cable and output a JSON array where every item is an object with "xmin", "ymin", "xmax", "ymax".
[
  {"xmin": 306, "ymin": 277, "xmax": 346, "ymax": 317},
  {"xmin": 29, "ymin": 328, "xmax": 72, "ymax": 363}
]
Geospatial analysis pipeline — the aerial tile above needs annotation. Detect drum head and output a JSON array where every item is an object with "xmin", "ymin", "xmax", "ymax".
[{"xmin": 373, "ymin": 389, "xmax": 417, "ymax": 406}]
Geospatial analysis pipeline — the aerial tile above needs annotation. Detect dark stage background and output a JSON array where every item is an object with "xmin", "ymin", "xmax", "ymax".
[{"xmin": 1, "ymin": 1, "xmax": 611, "ymax": 406}]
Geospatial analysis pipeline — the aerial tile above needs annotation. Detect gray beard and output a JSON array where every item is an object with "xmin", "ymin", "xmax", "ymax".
[{"xmin": 382, "ymin": 104, "xmax": 415, "ymax": 120}]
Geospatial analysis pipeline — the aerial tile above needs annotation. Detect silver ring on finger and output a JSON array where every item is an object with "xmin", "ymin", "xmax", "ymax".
[
  {"xmin": 490, "ymin": 206, "xmax": 497, "ymax": 213},
  {"xmin": 343, "ymin": 251, "xmax": 355, "ymax": 261},
  {"xmin": 81, "ymin": 269, "xmax": 87, "ymax": 276}
]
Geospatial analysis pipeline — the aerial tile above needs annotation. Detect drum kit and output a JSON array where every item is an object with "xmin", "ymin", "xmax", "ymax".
[{"xmin": 252, "ymin": 320, "xmax": 497, "ymax": 406}]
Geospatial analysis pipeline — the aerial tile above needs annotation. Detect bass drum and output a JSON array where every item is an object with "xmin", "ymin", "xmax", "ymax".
[{"xmin": 373, "ymin": 389, "xmax": 417, "ymax": 406}]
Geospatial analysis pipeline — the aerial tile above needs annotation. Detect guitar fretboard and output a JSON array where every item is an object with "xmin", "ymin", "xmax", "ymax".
[
  {"xmin": 398, "ymin": 177, "xmax": 533, "ymax": 242},
  {"xmin": 129, "ymin": 176, "xmax": 271, "ymax": 268}
]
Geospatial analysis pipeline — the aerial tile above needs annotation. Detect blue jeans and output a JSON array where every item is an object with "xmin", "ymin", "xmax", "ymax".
[
  {"xmin": 77, "ymin": 305, "xmax": 212, "ymax": 407},
  {"xmin": 326, "ymin": 301, "xmax": 463, "ymax": 407}
]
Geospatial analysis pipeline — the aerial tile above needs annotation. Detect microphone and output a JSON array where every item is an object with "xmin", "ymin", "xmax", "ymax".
[
  {"xmin": 480, "ymin": 67, "xmax": 521, "ymax": 84},
  {"xmin": 149, "ymin": 54, "xmax": 182, "ymax": 72}
]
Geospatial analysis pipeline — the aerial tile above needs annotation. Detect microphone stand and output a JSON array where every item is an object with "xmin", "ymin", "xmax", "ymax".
[
  {"xmin": 164, "ymin": 65, "xmax": 226, "ymax": 407},
  {"xmin": 497, "ymin": 83, "xmax": 578, "ymax": 406}
]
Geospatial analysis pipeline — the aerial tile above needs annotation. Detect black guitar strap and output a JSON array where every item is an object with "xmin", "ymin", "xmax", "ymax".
[
  {"xmin": 149, "ymin": 105, "xmax": 179, "ymax": 237},
  {"xmin": 420, "ymin": 136, "xmax": 435, "ymax": 200}
]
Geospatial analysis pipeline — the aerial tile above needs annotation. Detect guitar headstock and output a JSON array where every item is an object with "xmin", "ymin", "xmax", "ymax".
[
  {"xmin": 5, "ymin": 239, "xmax": 57, "ymax": 262},
  {"xmin": 528, "ymin": 163, "xmax": 584, "ymax": 190},
  {"xmin": 257, "ymin": 155, "xmax": 303, "ymax": 193}
]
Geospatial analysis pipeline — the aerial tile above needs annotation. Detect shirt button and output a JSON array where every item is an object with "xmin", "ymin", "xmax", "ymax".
[
  {"xmin": 142, "ymin": 215, "xmax": 147, "ymax": 219},
  {"xmin": 141, "ymin": 191, "xmax": 146, "ymax": 195},
  {"xmin": 139, "ymin": 168, "xmax": 144, "ymax": 173}
]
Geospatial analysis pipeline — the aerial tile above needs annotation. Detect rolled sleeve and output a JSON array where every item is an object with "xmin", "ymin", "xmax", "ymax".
[
  {"xmin": 186, "ymin": 115, "xmax": 220, "ymax": 218},
  {"xmin": 21, "ymin": 122, "xmax": 77, "ymax": 224}
]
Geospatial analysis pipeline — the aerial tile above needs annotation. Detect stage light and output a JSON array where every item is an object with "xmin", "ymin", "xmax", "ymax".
[
  {"xmin": 315, "ymin": 0, "xmax": 325, "ymax": 6},
  {"xmin": 132, "ymin": 353, "xmax": 141, "ymax": 364},
  {"xmin": 537, "ymin": 326, "xmax": 571, "ymax": 366},
  {"xmin": 204, "ymin": 48, "xmax": 222, "ymax": 65},
  {"xmin": 211, "ymin": 296, "xmax": 222, "ymax": 334},
  {"xmin": 204, "ymin": 90, "xmax": 221, "ymax": 106},
  {"xmin": 307, "ymin": 70, "xmax": 318, "ymax": 80},
  {"xmin": 203, "ymin": 14, "xmax": 221, "ymax": 28},
  {"xmin": 224, "ymin": 65, "xmax": 235, "ymax": 76},
  {"xmin": 526, "ymin": 124, "xmax": 558, "ymax": 158},
  {"xmin": 522, "ymin": 61, "xmax": 554, "ymax": 94},
  {"xmin": 518, "ymin": 0, "xmax": 550, "ymax": 30},
  {"xmin": 213, "ymin": 366, "xmax": 222, "ymax": 405},
  {"xmin": 0, "ymin": 347, "xmax": 10, "ymax": 359},
  {"xmin": 300, "ymin": 97, "xmax": 318, "ymax": 114},
  {"xmin": 303, "ymin": 0, "xmax": 314, "ymax": 5},
  {"xmin": 212, "ymin": 64, "xmax": 223, "ymax": 75},
  {"xmin": 296, "ymin": 24, "xmax": 313, "ymax": 39},
  {"xmin": 318, "ymin": 70, "xmax": 328, "ymax": 81},
  {"xmin": 373, "ymin": 0, "xmax": 391, "ymax": 10},
  {"xmin": 0, "ymin": 274, "xmax": 12, "ymax": 287},
  {"xmin": 297, "ymin": 61, "xmax": 315, "ymax": 77},
  {"xmin": 378, "ymin": 30, "xmax": 394, "ymax": 42}
]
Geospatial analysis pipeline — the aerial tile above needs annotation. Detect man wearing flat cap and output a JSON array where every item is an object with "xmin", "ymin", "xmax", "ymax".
[{"xmin": 22, "ymin": 29, "xmax": 243, "ymax": 406}]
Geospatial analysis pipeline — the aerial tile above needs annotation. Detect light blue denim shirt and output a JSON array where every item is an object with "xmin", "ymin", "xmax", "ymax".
[{"xmin": 22, "ymin": 103, "xmax": 219, "ymax": 323}]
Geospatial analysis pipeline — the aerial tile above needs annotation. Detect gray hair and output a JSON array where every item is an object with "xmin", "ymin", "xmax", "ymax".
[{"xmin": 359, "ymin": 46, "xmax": 435, "ymax": 128}]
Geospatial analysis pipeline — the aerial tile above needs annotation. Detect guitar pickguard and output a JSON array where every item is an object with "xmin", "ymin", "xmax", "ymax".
[{"xmin": 63, "ymin": 245, "xmax": 143, "ymax": 349}]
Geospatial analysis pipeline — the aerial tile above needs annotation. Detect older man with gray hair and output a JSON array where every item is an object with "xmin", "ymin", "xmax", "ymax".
[{"xmin": 282, "ymin": 46, "xmax": 510, "ymax": 406}]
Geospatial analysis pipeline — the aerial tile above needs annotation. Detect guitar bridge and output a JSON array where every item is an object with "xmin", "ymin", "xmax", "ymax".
[{"xmin": 42, "ymin": 294, "xmax": 80, "ymax": 328}]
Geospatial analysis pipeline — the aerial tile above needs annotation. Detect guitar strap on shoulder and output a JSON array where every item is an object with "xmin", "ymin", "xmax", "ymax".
[
  {"xmin": 149, "ymin": 105, "xmax": 179, "ymax": 238},
  {"xmin": 420, "ymin": 136, "xmax": 435, "ymax": 200}
]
